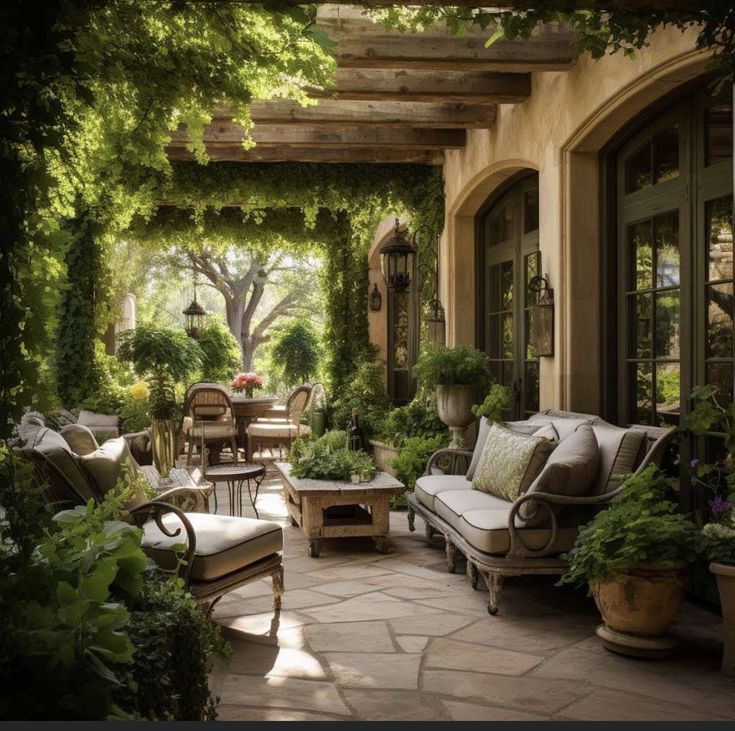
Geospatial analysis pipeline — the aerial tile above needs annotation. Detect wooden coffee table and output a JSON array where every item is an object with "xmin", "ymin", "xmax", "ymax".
[{"xmin": 274, "ymin": 462, "xmax": 405, "ymax": 557}]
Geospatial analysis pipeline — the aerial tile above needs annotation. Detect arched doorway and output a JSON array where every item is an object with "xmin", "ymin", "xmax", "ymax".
[{"xmin": 476, "ymin": 172, "xmax": 540, "ymax": 419}]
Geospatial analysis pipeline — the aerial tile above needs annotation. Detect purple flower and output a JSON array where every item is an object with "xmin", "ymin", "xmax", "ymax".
[
  {"xmin": 690, "ymin": 458, "xmax": 700, "ymax": 470},
  {"xmin": 710, "ymin": 495, "xmax": 730, "ymax": 518}
]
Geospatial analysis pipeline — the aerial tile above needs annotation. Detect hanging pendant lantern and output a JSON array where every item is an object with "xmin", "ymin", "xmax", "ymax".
[
  {"xmin": 369, "ymin": 283, "xmax": 383, "ymax": 312},
  {"xmin": 380, "ymin": 218, "xmax": 416, "ymax": 292},
  {"xmin": 183, "ymin": 275, "xmax": 207, "ymax": 339}
]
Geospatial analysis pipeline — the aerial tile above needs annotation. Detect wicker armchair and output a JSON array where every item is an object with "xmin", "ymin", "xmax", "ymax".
[{"xmin": 184, "ymin": 382, "xmax": 239, "ymax": 466}]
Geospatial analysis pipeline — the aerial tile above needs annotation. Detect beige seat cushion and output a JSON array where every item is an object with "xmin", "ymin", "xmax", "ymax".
[
  {"xmin": 61, "ymin": 423, "xmax": 99, "ymax": 456},
  {"xmin": 459, "ymin": 508, "xmax": 579, "ymax": 555},
  {"xmin": 189, "ymin": 422, "xmax": 238, "ymax": 439},
  {"xmin": 520, "ymin": 424, "xmax": 601, "ymax": 526},
  {"xmin": 472, "ymin": 423, "xmax": 553, "ymax": 501},
  {"xmin": 435, "ymin": 489, "xmax": 511, "ymax": 530},
  {"xmin": 248, "ymin": 422, "xmax": 311, "ymax": 438},
  {"xmin": 80, "ymin": 437, "xmax": 140, "ymax": 496},
  {"xmin": 142, "ymin": 513, "xmax": 283, "ymax": 582},
  {"xmin": 591, "ymin": 426, "xmax": 647, "ymax": 495},
  {"xmin": 414, "ymin": 474, "xmax": 472, "ymax": 511}
]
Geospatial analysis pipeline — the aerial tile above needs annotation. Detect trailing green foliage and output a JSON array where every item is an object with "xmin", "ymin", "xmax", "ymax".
[
  {"xmin": 290, "ymin": 430, "xmax": 376, "ymax": 482},
  {"xmin": 197, "ymin": 318, "xmax": 241, "ymax": 384},
  {"xmin": 330, "ymin": 360, "xmax": 391, "ymax": 439},
  {"xmin": 376, "ymin": 394, "xmax": 446, "ymax": 448},
  {"xmin": 472, "ymin": 384, "xmax": 511, "ymax": 423},
  {"xmin": 389, "ymin": 434, "xmax": 447, "ymax": 490},
  {"xmin": 559, "ymin": 466, "xmax": 703, "ymax": 591},
  {"xmin": 413, "ymin": 345, "xmax": 491, "ymax": 391},
  {"xmin": 271, "ymin": 320, "xmax": 321, "ymax": 387}
]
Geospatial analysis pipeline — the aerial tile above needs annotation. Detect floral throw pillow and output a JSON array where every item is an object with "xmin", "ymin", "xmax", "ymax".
[{"xmin": 471, "ymin": 423, "xmax": 553, "ymax": 502}]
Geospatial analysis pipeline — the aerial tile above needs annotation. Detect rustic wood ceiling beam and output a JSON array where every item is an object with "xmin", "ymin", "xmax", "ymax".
[
  {"xmin": 212, "ymin": 1, "xmax": 685, "ymax": 10},
  {"xmin": 165, "ymin": 145, "xmax": 444, "ymax": 164}
]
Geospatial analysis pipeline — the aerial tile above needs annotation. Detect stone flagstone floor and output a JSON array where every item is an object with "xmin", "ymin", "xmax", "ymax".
[{"xmin": 208, "ymin": 468, "xmax": 735, "ymax": 722}]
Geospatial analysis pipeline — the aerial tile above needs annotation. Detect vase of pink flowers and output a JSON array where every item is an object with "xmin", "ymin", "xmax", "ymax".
[{"xmin": 232, "ymin": 372, "xmax": 263, "ymax": 398}]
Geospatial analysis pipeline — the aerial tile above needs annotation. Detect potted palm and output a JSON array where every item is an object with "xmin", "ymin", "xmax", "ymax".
[
  {"xmin": 413, "ymin": 345, "xmax": 490, "ymax": 447},
  {"xmin": 559, "ymin": 466, "xmax": 703, "ymax": 658},
  {"xmin": 118, "ymin": 324, "xmax": 203, "ymax": 476}
]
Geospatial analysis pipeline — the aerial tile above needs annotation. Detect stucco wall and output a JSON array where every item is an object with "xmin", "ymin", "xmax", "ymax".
[{"xmin": 440, "ymin": 25, "xmax": 709, "ymax": 414}]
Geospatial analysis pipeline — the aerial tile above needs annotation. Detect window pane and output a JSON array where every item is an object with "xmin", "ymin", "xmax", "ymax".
[
  {"xmin": 630, "ymin": 220, "xmax": 653, "ymax": 290},
  {"xmin": 523, "ymin": 188, "xmax": 539, "ymax": 233},
  {"xmin": 656, "ymin": 363, "xmax": 680, "ymax": 422},
  {"xmin": 706, "ymin": 103, "xmax": 733, "ymax": 166},
  {"xmin": 489, "ymin": 203, "xmax": 513, "ymax": 246},
  {"xmin": 489, "ymin": 361, "xmax": 501, "ymax": 384},
  {"xmin": 655, "ymin": 290, "xmax": 680, "ymax": 358},
  {"xmin": 502, "ymin": 361, "xmax": 514, "ymax": 388},
  {"xmin": 625, "ymin": 141, "xmax": 652, "ymax": 194},
  {"xmin": 525, "ymin": 362, "xmax": 539, "ymax": 412},
  {"xmin": 501, "ymin": 260, "xmax": 514, "ymax": 309},
  {"xmin": 488, "ymin": 264, "xmax": 502, "ymax": 312},
  {"xmin": 655, "ymin": 211, "xmax": 680, "ymax": 287},
  {"xmin": 632, "ymin": 293, "xmax": 653, "ymax": 357},
  {"xmin": 631, "ymin": 362, "xmax": 653, "ymax": 424},
  {"xmin": 487, "ymin": 314, "xmax": 502, "ymax": 358},
  {"xmin": 707, "ymin": 283, "xmax": 734, "ymax": 359},
  {"xmin": 502, "ymin": 313, "xmax": 513, "ymax": 358},
  {"xmin": 653, "ymin": 124, "xmax": 679, "ymax": 184},
  {"xmin": 525, "ymin": 251, "xmax": 540, "ymax": 306},
  {"xmin": 707, "ymin": 362, "xmax": 734, "ymax": 403},
  {"xmin": 707, "ymin": 196, "xmax": 734, "ymax": 282}
]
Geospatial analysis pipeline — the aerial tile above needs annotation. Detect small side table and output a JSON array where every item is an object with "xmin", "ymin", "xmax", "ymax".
[{"xmin": 204, "ymin": 463, "xmax": 266, "ymax": 518}]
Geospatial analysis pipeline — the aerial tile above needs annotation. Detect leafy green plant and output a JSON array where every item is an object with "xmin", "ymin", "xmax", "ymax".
[
  {"xmin": 472, "ymin": 383, "xmax": 510, "ymax": 423},
  {"xmin": 376, "ymin": 394, "xmax": 445, "ymax": 448},
  {"xmin": 413, "ymin": 345, "xmax": 490, "ymax": 391},
  {"xmin": 197, "ymin": 318, "xmax": 241, "ymax": 384},
  {"xmin": 559, "ymin": 466, "xmax": 703, "ymax": 591},
  {"xmin": 330, "ymin": 360, "xmax": 391, "ymax": 439},
  {"xmin": 118, "ymin": 324, "xmax": 203, "ymax": 420},
  {"xmin": 389, "ymin": 434, "xmax": 446, "ymax": 490},
  {"xmin": 290, "ymin": 430, "xmax": 376, "ymax": 482},
  {"xmin": 271, "ymin": 319, "xmax": 321, "ymax": 386}
]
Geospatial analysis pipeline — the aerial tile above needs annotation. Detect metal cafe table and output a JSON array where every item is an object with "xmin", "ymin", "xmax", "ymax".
[{"xmin": 203, "ymin": 462, "xmax": 267, "ymax": 518}]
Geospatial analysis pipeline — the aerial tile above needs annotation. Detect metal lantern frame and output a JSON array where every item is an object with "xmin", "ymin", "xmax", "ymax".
[
  {"xmin": 369, "ymin": 282, "xmax": 383, "ymax": 312},
  {"xmin": 183, "ymin": 274, "xmax": 207, "ymax": 338},
  {"xmin": 528, "ymin": 274, "xmax": 555, "ymax": 357},
  {"xmin": 379, "ymin": 219, "xmax": 416, "ymax": 292}
]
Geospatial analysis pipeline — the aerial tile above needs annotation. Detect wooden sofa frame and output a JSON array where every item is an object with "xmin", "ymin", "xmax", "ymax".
[{"xmin": 407, "ymin": 418, "xmax": 677, "ymax": 615}]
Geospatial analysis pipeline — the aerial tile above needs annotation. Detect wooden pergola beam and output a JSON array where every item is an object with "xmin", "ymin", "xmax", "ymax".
[
  {"xmin": 170, "ymin": 124, "xmax": 466, "ymax": 149},
  {"xmin": 217, "ymin": 1, "xmax": 686, "ymax": 9},
  {"xmin": 311, "ymin": 69, "xmax": 531, "ymax": 103},
  {"xmin": 165, "ymin": 145, "xmax": 444, "ymax": 164},
  {"xmin": 244, "ymin": 100, "xmax": 497, "ymax": 128}
]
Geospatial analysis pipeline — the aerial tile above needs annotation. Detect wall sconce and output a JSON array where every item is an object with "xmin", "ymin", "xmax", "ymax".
[
  {"xmin": 369, "ymin": 283, "xmax": 382, "ymax": 312},
  {"xmin": 528, "ymin": 275, "xmax": 554, "ymax": 357}
]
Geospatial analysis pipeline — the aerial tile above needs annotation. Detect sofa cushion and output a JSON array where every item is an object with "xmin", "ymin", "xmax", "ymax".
[
  {"xmin": 78, "ymin": 409, "xmax": 120, "ymax": 428},
  {"xmin": 466, "ymin": 417, "xmax": 491, "ymax": 481},
  {"xmin": 415, "ymin": 474, "xmax": 472, "ymax": 512},
  {"xmin": 459, "ymin": 508, "xmax": 579, "ymax": 555},
  {"xmin": 29, "ymin": 427, "xmax": 97, "ymax": 502},
  {"xmin": 527, "ymin": 414, "xmax": 594, "ymax": 440},
  {"xmin": 435, "ymin": 489, "xmax": 511, "ymax": 529},
  {"xmin": 61, "ymin": 423, "xmax": 99, "ymax": 456},
  {"xmin": 591, "ymin": 426, "xmax": 647, "ymax": 495},
  {"xmin": 520, "ymin": 425, "xmax": 600, "ymax": 526},
  {"xmin": 142, "ymin": 513, "xmax": 283, "ymax": 582},
  {"xmin": 80, "ymin": 437, "xmax": 139, "ymax": 496},
  {"xmin": 471, "ymin": 423, "xmax": 553, "ymax": 502},
  {"xmin": 503, "ymin": 421, "xmax": 559, "ymax": 443}
]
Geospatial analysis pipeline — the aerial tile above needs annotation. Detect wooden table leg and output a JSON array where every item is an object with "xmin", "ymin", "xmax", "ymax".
[{"xmin": 301, "ymin": 496, "xmax": 324, "ymax": 558}]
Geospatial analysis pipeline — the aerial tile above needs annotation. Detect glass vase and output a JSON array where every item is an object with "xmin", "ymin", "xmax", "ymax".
[{"xmin": 151, "ymin": 418, "xmax": 175, "ymax": 477}]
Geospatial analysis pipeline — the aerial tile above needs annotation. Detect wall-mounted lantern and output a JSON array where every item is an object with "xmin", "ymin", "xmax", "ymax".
[
  {"xmin": 369, "ymin": 283, "xmax": 383, "ymax": 312},
  {"xmin": 426, "ymin": 297, "xmax": 446, "ymax": 346},
  {"xmin": 528, "ymin": 275, "xmax": 554, "ymax": 357},
  {"xmin": 380, "ymin": 219, "xmax": 415, "ymax": 292},
  {"xmin": 182, "ymin": 274, "xmax": 207, "ymax": 339}
]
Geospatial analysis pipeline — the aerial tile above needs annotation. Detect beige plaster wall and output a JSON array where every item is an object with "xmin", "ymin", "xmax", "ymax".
[{"xmin": 441, "ymin": 26, "xmax": 709, "ymax": 414}]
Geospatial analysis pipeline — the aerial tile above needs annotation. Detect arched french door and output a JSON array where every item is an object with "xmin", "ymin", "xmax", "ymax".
[
  {"xmin": 609, "ymin": 83, "xmax": 733, "ymax": 509},
  {"xmin": 476, "ymin": 173, "xmax": 540, "ymax": 419}
]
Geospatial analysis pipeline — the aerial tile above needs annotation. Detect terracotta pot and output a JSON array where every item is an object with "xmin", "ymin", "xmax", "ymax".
[
  {"xmin": 151, "ymin": 418, "xmax": 176, "ymax": 477},
  {"xmin": 710, "ymin": 562, "xmax": 735, "ymax": 676},
  {"xmin": 369, "ymin": 439, "xmax": 400, "ymax": 477},
  {"xmin": 592, "ymin": 564, "xmax": 688, "ymax": 636},
  {"xmin": 436, "ymin": 384, "xmax": 476, "ymax": 448}
]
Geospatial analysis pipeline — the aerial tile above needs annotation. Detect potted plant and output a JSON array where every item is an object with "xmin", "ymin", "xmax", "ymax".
[
  {"xmin": 472, "ymin": 383, "xmax": 510, "ymax": 423},
  {"xmin": 413, "ymin": 345, "xmax": 490, "ymax": 447},
  {"xmin": 559, "ymin": 466, "xmax": 703, "ymax": 658},
  {"xmin": 307, "ymin": 382, "xmax": 328, "ymax": 437},
  {"xmin": 118, "ymin": 324, "xmax": 203, "ymax": 476}
]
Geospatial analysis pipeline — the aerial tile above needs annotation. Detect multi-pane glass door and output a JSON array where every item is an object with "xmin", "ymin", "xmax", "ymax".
[{"xmin": 479, "ymin": 174, "xmax": 541, "ymax": 419}]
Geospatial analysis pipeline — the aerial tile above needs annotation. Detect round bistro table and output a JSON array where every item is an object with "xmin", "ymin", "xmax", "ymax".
[{"xmin": 203, "ymin": 463, "xmax": 266, "ymax": 518}]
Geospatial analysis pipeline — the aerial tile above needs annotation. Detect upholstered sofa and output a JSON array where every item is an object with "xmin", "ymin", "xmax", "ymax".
[
  {"xmin": 19, "ymin": 425, "xmax": 284, "ymax": 610},
  {"xmin": 407, "ymin": 410, "xmax": 676, "ymax": 615}
]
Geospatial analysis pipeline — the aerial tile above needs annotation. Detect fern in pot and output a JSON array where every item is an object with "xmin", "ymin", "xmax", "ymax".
[
  {"xmin": 559, "ymin": 466, "xmax": 703, "ymax": 655},
  {"xmin": 413, "ymin": 345, "xmax": 490, "ymax": 448}
]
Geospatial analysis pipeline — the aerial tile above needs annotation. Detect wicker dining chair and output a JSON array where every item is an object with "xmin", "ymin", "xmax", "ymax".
[
  {"xmin": 184, "ymin": 382, "xmax": 239, "ymax": 466},
  {"xmin": 246, "ymin": 385, "xmax": 312, "ymax": 461}
]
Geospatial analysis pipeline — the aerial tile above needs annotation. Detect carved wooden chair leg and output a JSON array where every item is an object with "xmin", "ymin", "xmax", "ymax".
[
  {"xmin": 272, "ymin": 564, "xmax": 284, "ymax": 611},
  {"xmin": 425, "ymin": 522, "xmax": 436, "ymax": 542},
  {"xmin": 467, "ymin": 560, "xmax": 480, "ymax": 590},
  {"xmin": 445, "ymin": 539, "xmax": 458, "ymax": 573},
  {"xmin": 407, "ymin": 505, "xmax": 415, "ymax": 532},
  {"xmin": 484, "ymin": 572, "xmax": 504, "ymax": 615},
  {"xmin": 204, "ymin": 595, "xmax": 222, "ymax": 619}
]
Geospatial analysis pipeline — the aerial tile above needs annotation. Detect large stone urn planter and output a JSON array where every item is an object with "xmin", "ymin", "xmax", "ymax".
[
  {"xmin": 369, "ymin": 439, "xmax": 400, "ymax": 477},
  {"xmin": 436, "ymin": 384, "xmax": 476, "ymax": 448},
  {"xmin": 593, "ymin": 564, "xmax": 688, "ymax": 658},
  {"xmin": 710, "ymin": 562, "xmax": 735, "ymax": 675}
]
